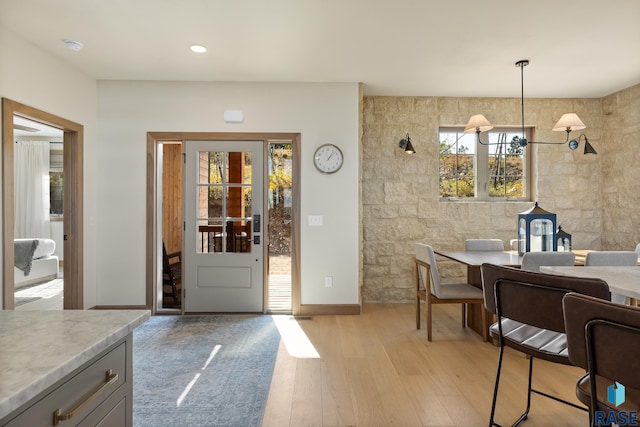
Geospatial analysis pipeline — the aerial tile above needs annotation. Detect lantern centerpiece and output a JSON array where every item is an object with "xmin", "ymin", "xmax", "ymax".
[
  {"xmin": 517, "ymin": 202, "xmax": 557, "ymax": 255},
  {"xmin": 556, "ymin": 226, "xmax": 572, "ymax": 252}
]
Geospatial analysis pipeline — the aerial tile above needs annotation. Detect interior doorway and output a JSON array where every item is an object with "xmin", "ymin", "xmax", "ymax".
[
  {"xmin": 2, "ymin": 98, "xmax": 84, "ymax": 309},
  {"xmin": 13, "ymin": 118, "xmax": 64, "ymax": 310},
  {"xmin": 147, "ymin": 132, "xmax": 300, "ymax": 315}
]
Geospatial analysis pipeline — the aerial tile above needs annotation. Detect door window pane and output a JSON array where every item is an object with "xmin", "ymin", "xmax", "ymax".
[{"xmin": 195, "ymin": 150, "xmax": 253, "ymax": 254}]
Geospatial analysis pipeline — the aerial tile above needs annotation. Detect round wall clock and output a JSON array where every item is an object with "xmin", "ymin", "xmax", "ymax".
[{"xmin": 313, "ymin": 143, "xmax": 343, "ymax": 174}]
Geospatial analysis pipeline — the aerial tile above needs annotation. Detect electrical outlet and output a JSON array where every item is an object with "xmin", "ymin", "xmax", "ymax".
[{"xmin": 324, "ymin": 276, "xmax": 333, "ymax": 288}]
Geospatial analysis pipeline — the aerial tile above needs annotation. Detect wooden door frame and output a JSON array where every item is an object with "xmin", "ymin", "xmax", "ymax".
[
  {"xmin": 146, "ymin": 132, "xmax": 301, "ymax": 315},
  {"xmin": 2, "ymin": 98, "xmax": 84, "ymax": 309}
]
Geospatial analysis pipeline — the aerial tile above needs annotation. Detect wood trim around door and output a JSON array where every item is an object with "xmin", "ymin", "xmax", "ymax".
[
  {"xmin": 146, "ymin": 132, "xmax": 301, "ymax": 315},
  {"xmin": 2, "ymin": 98, "xmax": 84, "ymax": 309}
]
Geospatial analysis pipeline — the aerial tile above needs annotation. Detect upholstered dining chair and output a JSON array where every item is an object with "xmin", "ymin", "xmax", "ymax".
[
  {"xmin": 415, "ymin": 243, "xmax": 486, "ymax": 341},
  {"xmin": 635, "ymin": 243, "xmax": 640, "ymax": 256},
  {"xmin": 563, "ymin": 293, "xmax": 640, "ymax": 427},
  {"xmin": 481, "ymin": 263, "xmax": 610, "ymax": 427},
  {"xmin": 520, "ymin": 251, "xmax": 576, "ymax": 272},
  {"xmin": 585, "ymin": 250, "xmax": 638, "ymax": 267},
  {"xmin": 464, "ymin": 238, "xmax": 504, "ymax": 251},
  {"xmin": 585, "ymin": 250, "xmax": 638, "ymax": 304}
]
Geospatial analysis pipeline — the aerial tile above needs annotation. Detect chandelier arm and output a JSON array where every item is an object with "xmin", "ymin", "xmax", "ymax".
[
  {"xmin": 476, "ymin": 131, "xmax": 490, "ymax": 145},
  {"xmin": 476, "ymin": 131, "xmax": 525, "ymax": 146},
  {"xmin": 526, "ymin": 140, "xmax": 567, "ymax": 145},
  {"xmin": 527, "ymin": 130, "xmax": 571, "ymax": 145},
  {"xmin": 475, "ymin": 131, "xmax": 501, "ymax": 146}
]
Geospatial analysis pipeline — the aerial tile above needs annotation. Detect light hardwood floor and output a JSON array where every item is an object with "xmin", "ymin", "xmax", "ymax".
[{"xmin": 263, "ymin": 303, "xmax": 588, "ymax": 427}]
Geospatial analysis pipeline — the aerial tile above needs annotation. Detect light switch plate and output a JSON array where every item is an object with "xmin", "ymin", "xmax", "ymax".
[{"xmin": 308, "ymin": 215, "xmax": 323, "ymax": 226}]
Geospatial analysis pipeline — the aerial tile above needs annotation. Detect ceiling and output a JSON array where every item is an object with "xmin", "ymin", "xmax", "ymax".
[
  {"xmin": 13, "ymin": 116, "xmax": 63, "ymax": 138},
  {"xmin": 1, "ymin": 0, "xmax": 639, "ymax": 99}
]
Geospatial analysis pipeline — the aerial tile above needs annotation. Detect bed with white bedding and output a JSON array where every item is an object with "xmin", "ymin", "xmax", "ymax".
[{"xmin": 14, "ymin": 238, "xmax": 59, "ymax": 289}]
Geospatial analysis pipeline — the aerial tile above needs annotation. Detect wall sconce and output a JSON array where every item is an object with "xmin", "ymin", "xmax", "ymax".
[
  {"xmin": 464, "ymin": 60, "xmax": 597, "ymax": 155},
  {"xmin": 568, "ymin": 134, "xmax": 598, "ymax": 154},
  {"xmin": 398, "ymin": 133, "xmax": 416, "ymax": 154}
]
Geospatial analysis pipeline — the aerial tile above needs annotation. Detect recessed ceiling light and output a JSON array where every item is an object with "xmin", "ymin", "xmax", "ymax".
[
  {"xmin": 62, "ymin": 39, "xmax": 83, "ymax": 51},
  {"xmin": 190, "ymin": 44, "xmax": 207, "ymax": 53}
]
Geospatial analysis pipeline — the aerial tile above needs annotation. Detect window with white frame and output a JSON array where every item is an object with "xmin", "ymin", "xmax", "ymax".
[{"xmin": 439, "ymin": 127, "xmax": 530, "ymax": 201}]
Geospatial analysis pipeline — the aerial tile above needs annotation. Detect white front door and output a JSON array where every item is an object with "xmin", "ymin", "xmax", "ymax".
[{"xmin": 183, "ymin": 140, "xmax": 264, "ymax": 313}]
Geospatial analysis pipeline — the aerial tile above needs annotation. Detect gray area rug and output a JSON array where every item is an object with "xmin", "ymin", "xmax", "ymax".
[{"xmin": 133, "ymin": 314, "xmax": 281, "ymax": 427}]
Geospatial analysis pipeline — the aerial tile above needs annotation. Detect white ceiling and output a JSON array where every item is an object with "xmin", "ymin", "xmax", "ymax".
[
  {"xmin": 13, "ymin": 116, "xmax": 62, "ymax": 138},
  {"xmin": 1, "ymin": 0, "xmax": 639, "ymax": 99}
]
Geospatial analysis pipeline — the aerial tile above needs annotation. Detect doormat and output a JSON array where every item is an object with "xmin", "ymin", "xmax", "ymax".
[{"xmin": 133, "ymin": 314, "xmax": 281, "ymax": 427}]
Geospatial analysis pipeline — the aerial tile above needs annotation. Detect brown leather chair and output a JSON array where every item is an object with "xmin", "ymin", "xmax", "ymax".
[
  {"xmin": 481, "ymin": 263, "xmax": 610, "ymax": 427},
  {"xmin": 563, "ymin": 293, "xmax": 640, "ymax": 427}
]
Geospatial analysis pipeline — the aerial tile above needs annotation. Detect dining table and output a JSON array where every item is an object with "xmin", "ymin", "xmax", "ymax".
[
  {"xmin": 434, "ymin": 250, "xmax": 523, "ymax": 341},
  {"xmin": 540, "ymin": 265, "xmax": 640, "ymax": 304}
]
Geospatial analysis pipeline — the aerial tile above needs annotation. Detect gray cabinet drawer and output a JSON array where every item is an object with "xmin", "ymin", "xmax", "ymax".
[
  {"xmin": 79, "ymin": 396, "xmax": 126, "ymax": 427},
  {"xmin": 5, "ymin": 341, "xmax": 127, "ymax": 427}
]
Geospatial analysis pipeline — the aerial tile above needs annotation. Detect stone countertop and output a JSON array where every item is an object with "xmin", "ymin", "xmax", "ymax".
[{"xmin": 0, "ymin": 309, "xmax": 150, "ymax": 418}]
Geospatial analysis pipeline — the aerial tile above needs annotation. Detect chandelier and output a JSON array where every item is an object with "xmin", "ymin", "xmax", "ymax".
[{"xmin": 464, "ymin": 60, "xmax": 597, "ymax": 155}]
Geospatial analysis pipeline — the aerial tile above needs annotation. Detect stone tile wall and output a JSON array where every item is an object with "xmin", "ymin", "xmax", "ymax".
[
  {"xmin": 361, "ymin": 87, "xmax": 638, "ymax": 302},
  {"xmin": 601, "ymin": 84, "xmax": 640, "ymax": 249}
]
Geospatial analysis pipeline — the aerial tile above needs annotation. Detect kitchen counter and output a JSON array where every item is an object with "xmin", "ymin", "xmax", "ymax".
[{"xmin": 0, "ymin": 309, "xmax": 149, "ymax": 418}]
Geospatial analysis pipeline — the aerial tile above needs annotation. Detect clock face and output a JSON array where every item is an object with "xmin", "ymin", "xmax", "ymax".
[{"xmin": 313, "ymin": 144, "xmax": 343, "ymax": 174}]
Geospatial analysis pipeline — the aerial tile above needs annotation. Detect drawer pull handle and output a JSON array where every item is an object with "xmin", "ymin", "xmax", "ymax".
[{"xmin": 52, "ymin": 369, "xmax": 119, "ymax": 426}]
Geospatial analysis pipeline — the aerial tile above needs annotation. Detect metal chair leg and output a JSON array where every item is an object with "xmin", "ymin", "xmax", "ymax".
[
  {"xmin": 489, "ymin": 343, "xmax": 505, "ymax": 427},
  {"xmin": 489, "ymin": 347, "xmax": 529, "ymax": 427},
  {"xmin": 491, "ymin": 353, "xmax": 586, "ymax": 427}
]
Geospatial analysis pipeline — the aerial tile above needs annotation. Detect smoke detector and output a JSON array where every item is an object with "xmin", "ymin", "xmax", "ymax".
[{"xmin": 62, "ymin": 39, "xmax": 84, "ymax": 51}]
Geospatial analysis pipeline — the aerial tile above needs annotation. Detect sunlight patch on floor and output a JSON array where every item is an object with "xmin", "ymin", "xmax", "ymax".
[
  {"xmin": 176, "ymin": 344, "xmax": 221, "ymax": 407},
  {"xmin": 272, "ymin": 315, "xmax": 319, "ymax": 358}
]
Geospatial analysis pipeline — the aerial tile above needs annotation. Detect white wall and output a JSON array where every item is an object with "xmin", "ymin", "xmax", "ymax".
[
  {"xmin": 96, "ymin": 81, "xmax": 360, "ymax": 306},
  {"xmin": 0, "ymin": 26, "xmax": 98, "ymax": 308}
]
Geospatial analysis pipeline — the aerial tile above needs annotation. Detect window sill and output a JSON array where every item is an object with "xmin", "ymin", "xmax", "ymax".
[{"xmin": 440, "ymin": 197, "xmax": 531, "ymax": 203}]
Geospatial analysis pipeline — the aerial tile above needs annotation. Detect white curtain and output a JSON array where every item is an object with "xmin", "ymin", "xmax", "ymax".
[{"xmin": 14, "ymin": 141, "xmax": 51, "ymax": 238}]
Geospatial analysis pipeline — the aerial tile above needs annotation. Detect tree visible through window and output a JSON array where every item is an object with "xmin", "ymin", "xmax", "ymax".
[{"xmin": 439, "ymin": 127, "xmax": 528, "ymax": 200}]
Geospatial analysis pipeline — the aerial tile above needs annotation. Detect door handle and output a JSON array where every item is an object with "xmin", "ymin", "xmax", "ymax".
[{"xmin": 247, "ymin": 236, "xmax": 260, "ymax": 245}]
